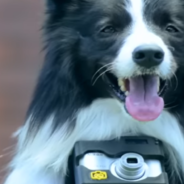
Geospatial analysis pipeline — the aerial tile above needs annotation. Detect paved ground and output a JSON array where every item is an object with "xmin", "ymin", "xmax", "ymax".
[{"xmin": 0, "ymin": 0, "xmax": 44, "ymax": 183}]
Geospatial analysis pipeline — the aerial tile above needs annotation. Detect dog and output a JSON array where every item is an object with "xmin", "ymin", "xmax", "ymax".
[{"xmin": 4, "ymin": 0, "xmax": 184, "ymax": 183}]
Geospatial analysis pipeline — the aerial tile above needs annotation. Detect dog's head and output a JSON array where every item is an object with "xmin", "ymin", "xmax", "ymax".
[{"xmin": 44, "ymin": 0, "xmax": 184, "ymax": 122}]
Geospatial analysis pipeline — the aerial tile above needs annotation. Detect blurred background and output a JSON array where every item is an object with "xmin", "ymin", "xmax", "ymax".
[{"xmin": 0, "ymin": 0, "xmax": 44, "ymax": 183}]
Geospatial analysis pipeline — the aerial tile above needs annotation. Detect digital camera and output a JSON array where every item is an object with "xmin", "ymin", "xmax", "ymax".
[{"xmin": 73, "ymin": 136, "xmax": 169, "ymax": 184}]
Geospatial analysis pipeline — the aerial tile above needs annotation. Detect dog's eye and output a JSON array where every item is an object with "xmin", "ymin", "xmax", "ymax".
[
  {"xmin": 100, "ymin": 26, "xmax": 116, "ymax": 34},
  {"xmin": 165, "ymin": 25, "xmax": 179, "ymax": 33}
]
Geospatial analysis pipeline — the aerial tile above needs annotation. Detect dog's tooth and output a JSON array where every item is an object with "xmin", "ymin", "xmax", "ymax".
[
  {"xmin": 118, "ymin": 79, "xmax": 123, "ymax": 86},
  {"xmin": 125, "ymin": 91, "xmax": 129, "ymax": 96},
  {"xmin": 118, "ymin": 79, "xmax": 126, "ymax": 92},
  {"xmin": 120, "ymin": 85, "xmax": 126, "ymax": 92}
]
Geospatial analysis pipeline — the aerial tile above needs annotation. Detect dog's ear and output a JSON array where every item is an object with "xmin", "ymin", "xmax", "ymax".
[
  {"xmin": 46, "ymin": 0, "xmax": 61, "ymax": 11},
  {"xmin": 46, "ymin": 0, "xmax": 72, "ymax": 11}
]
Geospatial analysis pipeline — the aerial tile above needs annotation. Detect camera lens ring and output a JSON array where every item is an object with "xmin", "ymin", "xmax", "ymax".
[{"xmin": 115, "ymin": 153, "xmax": 146, "ymax": 180}]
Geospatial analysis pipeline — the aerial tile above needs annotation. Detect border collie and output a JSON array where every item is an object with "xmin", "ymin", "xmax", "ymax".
[{"xmin": 4, "ymin": 0, "xmax": 184, "ymax": 183}]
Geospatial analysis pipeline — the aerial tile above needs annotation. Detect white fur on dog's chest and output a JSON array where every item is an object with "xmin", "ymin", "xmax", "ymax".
[{"xmin": 14, "ymin": 99, "xmax": 184, "ymax": 174}]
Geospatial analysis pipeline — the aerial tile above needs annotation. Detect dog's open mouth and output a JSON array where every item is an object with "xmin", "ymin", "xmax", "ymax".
[{"xmin": 106, "ymin": 73, "xmax": 166, "ymax": 122}]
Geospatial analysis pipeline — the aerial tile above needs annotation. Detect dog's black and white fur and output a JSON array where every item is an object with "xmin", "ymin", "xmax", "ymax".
[{"xmin": 4, "ymin": 0, "xmax": 184, "ymax": 183}]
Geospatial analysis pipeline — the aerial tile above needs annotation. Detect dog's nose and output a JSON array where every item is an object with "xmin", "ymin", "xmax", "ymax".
[{"xmin": 132, "ymin": 44, "xmax": 164, "ymax": 68}]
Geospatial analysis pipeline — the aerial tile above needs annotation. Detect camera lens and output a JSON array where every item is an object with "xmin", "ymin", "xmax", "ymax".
[
  {"xmin": 127, "ymin": 158, "xmax": 138, "ymax": 164},
  {"xmin": 115, "ymin": 153, "xmax": 145, "ymax": 180}
]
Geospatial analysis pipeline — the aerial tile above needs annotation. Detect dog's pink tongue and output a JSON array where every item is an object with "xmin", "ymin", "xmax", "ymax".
[{"xmin": 125, "ymin": 76, "xmax": 164, "ymax": 122}]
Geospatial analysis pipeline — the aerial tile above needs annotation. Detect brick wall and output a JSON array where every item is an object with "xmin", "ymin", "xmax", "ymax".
[{"xmin": 0, "ymin": 1, "xmax": 44, "ymax": 183}]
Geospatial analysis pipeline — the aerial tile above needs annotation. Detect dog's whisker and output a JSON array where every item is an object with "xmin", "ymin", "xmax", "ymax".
[
  {"xmin": 166, "ymin": 45, "xmax": 175, "ymax": 52},
  {"xmin": 92, "ymin": 67, "xmax": 114, "ymax": 86},
  {"xmin": 172, "ymin": 72, "xmax": 179, "ymax": 91},
  {"xmin": 164, "ymin": 100, "xmax": 177, "ymax": 107},
  {"xmin": 91, "ymin": 63, "xmax": 113, "ymax": 82},
  {"xmin": 158, "ymin": 81, "xmax": 168, "ymax": 96},
  {"xmin": 164, "ymin": 105, "xmax": 179, "ymax": 110}
]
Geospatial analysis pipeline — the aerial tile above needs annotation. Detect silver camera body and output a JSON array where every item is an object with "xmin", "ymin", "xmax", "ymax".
[
  {"xmin": 80, "ymin": 152, "xmax": 162, "ymax": 182},
  {"xmin": 73, "ymin": 136, "xmax": 169, "ymax": 184}
]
